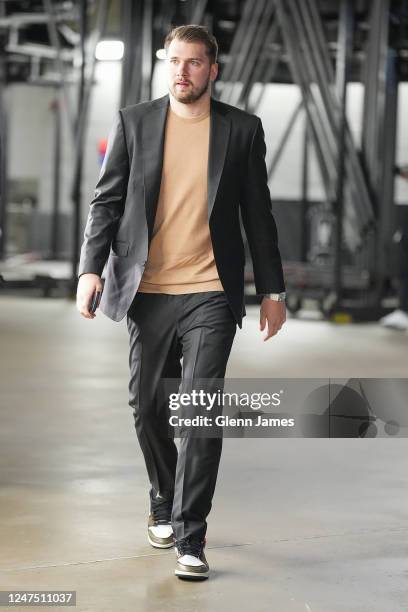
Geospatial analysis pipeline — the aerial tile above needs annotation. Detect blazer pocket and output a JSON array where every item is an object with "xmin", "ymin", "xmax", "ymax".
[{"xmin": 111, "ymin": 240, "xmax": 129, "ymax": 257}]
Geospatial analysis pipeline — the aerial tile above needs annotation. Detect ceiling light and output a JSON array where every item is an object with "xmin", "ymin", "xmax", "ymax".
[
  {"xmin": 156, "ymin": 48, "xmax": 167, "ymax": 60},
  {"xmin": 95, "ymin": 40, "xmax": 124, "ymax": 61}
]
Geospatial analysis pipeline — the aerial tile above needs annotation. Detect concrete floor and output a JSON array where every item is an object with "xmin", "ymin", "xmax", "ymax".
[{"xmin": 1, "ymin": 295, "xmax": 408, "ymax": 612}]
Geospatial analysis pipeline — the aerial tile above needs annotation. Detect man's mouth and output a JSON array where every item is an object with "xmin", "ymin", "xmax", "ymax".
[{"xmin": 176, "ymin": 81, "xmax": 190, "ymax": 86}]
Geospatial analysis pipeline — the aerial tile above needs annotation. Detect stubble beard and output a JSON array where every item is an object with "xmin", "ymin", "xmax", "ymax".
[{"xmin": 170, "ymin": 74, "xmax": 211, "ymax": 104}]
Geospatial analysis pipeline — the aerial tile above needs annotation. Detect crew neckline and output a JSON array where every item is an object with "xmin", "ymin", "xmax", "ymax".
[{"xmin": 169, "ymin": 106, "xmax": 210, "ymax": 123}]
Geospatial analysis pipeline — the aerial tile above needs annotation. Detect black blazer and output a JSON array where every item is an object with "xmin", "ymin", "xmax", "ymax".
[{"xmin": 78, "ymin": 93, "xmax": 285, "ymax": 328}]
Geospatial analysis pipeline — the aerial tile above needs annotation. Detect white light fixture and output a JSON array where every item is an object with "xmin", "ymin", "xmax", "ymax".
[
  {"xmin": 95, "ymin": 40, "xmax": 124, "ymax": 61},
  {"xmin": 156, "ymin": 48, "xmax": 167, "ymax": 60}
]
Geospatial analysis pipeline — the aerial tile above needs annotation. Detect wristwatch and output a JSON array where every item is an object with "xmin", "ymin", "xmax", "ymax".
[{"xmin": 261, "ymin": 292, "xmax": 286, "ymax": 302}]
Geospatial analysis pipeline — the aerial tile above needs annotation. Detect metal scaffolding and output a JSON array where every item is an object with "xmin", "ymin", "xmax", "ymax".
[
  {"xmin": 361, "ymin": 0, "xmax": 398, "ymax": 304},
  {"xmin": 272, "ymin": 0, "xmax": 399, "ymax": 317},
  {"xmin": 120, "ymin": 0, "xmax": 153, "ymax": 107},
  {"xmin": 217, "ymin": 0, "xmax": 401, "ymax": 319}
]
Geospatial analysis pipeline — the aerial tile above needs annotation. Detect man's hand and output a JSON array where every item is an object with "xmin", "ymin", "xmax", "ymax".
[
  {"xmin": 76, "ymin": 273, "xmax": 103, "ymax": 319},
  {"xmin": 259, "ymin": 298, "xmax": 286, "ymax": 341}
]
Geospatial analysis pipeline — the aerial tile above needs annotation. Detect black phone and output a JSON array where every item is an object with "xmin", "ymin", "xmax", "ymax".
[{"xmin": 89, "ymin": 290, "xmax": 102, "ymax": 314}]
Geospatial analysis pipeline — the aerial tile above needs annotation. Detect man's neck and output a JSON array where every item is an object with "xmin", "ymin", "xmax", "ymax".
[{"xmin": 168, "ymin": 93, "xmax": 211, "ymax": 119}]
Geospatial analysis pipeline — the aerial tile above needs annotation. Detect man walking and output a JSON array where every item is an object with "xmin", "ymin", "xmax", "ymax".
[{"xmin": 76, "ymin": 24, "xmax": 286, "ymax": 580}]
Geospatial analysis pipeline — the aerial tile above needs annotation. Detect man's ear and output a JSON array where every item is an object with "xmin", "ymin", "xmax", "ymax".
[{"xmin": 210, "ymin": 62, "xmax": 218, "ymax": 82}]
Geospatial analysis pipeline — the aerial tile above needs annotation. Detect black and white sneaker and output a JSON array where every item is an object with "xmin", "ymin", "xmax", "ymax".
[
  {"xmin": 174, "ymin": 536, "xmax": 209, "ymax": 580},
  {"xmin": 147, "ymin": 489, "xmax": 174, "ymax": 549}
]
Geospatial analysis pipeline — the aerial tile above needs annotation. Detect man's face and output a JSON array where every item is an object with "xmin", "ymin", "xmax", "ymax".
[{"xmin": 166, "ymin": 38, "xmax": 218, "ymax": 104}]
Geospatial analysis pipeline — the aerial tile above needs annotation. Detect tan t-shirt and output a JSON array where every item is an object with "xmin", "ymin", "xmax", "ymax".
[{"xmin": 138, "ymin": 106, "xmax": 224, "ymax": 293}]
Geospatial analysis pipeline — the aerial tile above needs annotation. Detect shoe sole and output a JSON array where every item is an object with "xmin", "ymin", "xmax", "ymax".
[
  {"xmin": 147, "ymin": 534, "xmax": 174, "ymax": 549},
  {"xmin": 175, "ymin": 568, "xmax": 209, "ymax": 580}
]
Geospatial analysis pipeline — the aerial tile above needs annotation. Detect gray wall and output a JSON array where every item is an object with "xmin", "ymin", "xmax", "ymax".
[{"xmin": 6, "ymin": 61, "xmax": 121, "ymax": 256}]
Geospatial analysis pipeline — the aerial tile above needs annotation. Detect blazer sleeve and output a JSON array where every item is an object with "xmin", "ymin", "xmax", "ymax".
[
  {"xmin": 240, "ymin": 117, "xmax": 285, "ymax": 294},
  {"xmin": 78, "ymin": 110, "xmax": 130, "ymax": 278}
]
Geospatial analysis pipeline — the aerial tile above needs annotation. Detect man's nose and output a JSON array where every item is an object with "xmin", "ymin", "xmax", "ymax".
[{"xmin": 176, "ymin": 62, "xmax": 189, "ymax": 75}]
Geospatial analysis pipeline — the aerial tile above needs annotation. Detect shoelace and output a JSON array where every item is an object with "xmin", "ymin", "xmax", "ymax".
[
  {"xmin": 151, "ymin": 498, "xmax": 172, "ymax": 524},
  {"xmin": 177, "ymin": 536, "xmax": 205, "ymax": 559}
]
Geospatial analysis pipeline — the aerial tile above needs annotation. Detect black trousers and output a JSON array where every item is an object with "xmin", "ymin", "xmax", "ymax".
[{"xmin": 126, "ymin": 290, "xmax": 237, "ymax": 542}]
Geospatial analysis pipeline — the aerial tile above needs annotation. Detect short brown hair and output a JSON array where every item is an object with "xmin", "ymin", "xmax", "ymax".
[{"xmin": 164, "ymin": 24, "xmax": 218, "ymax": 64}]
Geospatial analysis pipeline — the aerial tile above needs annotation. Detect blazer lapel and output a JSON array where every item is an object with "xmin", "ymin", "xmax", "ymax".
[
  {"xmin": 142, "ymin": 95, "xmax": 169, "ymax": 241},
  {"xmin": 208, "ymin": 97, "xmax": 231, "ymax": 219}
]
